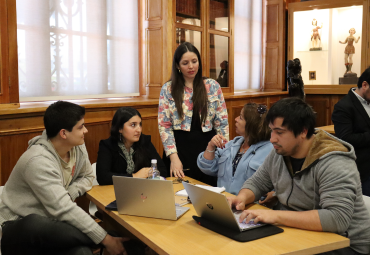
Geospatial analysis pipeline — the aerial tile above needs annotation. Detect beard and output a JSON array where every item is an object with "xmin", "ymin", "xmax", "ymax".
[{"xmin": 274, "ymin": 142, "xmax": 300, "ymax": 157}]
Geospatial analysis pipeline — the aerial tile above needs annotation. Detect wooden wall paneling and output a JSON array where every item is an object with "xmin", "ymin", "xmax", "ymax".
[
  {"xmin": 141, "ymin": 117, "xmax": 163, "ymax": 157},
  {"xmin": 7, "ymin": 0, "xmax": 19, "ymax": 103},
  {"xmin": 139, "ymin": 0, "xmax": 146, "ymax": 96},
  {"xmin": 0, "ymin": 115, "xmax": 44, "ymax": 135},
  {"xmin": 265, "ymin": 46, "xmax": 279, "ymax": 88},
  {"xmin": 0, "ymin": 0, "xmax": 10, "ymax": 104},
  {"xmin": 84, "ymin": 123, "xmax": 111, "ymax": 165},
  {"xmin": 285, "ymin": 0, "xmax": 300, "ymax": 9},
  {"xmin": 144, "ymin": 0, "xmax": 173, "ymax": 99},
  {"xmin": 146, "ymin": 0, "xmax": 162, "ymax": 20},
  {"xmin": 146, "ymin": 27, "xmax": 163, "ymax": 93},
  {"xmin": 305, "ymin": 95, "xmax": 331, "ymax": 127},
  {"xmin": 223, "ymin": 0, "xmax": 235, "ymax": 95},
  {"xmin": 0, "ymin": 131, "xmax": 42, "ymax": 185},
  {"xmin": 263, "ymin": 0, "xmax": 286, "ymax": 91},
  {"xmin": 267, "ymin": 95, "xmax": 286, "ymax": 108},
  {"xmin": 0, "ymin": 0, "xmax": 19, "ymax": 106}
]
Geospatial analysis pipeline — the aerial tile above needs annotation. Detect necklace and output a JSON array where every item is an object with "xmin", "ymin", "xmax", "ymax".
[{"xmin": 239, "ymin": 141, "xmax": 249, "ymax": 154}]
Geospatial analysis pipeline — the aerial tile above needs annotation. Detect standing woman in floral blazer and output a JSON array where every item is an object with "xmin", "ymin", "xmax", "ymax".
[{"xmin": 158, "ymin": 42, "xmax": 229, "ymax": 186}]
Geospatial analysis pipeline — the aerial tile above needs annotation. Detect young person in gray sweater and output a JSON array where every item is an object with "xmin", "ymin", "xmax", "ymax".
[
  {"xmin": 0, "ymin": 101, "xmax": 126, "ymax": 255},
  {"xmin": 228, "ymin": 97, "xmax": 370, "ymax": 255}
]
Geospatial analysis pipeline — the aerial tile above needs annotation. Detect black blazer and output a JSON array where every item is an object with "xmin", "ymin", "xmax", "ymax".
[
  {"xmin": 96, "ymin": 134, "xmax": 167, "ymax": 185},
  {"xmin": 332, "ymin": 89, "xmax": 370, "ymax": 181}
]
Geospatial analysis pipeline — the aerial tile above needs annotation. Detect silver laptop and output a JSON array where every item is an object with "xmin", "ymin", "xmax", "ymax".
[
  {"xmin": 183, "ymin": 182, "xmax": 266, "ymax": 232},
  {"xmin": 112, "ymin": 176, "xmax": 189, "ymax": 220}
]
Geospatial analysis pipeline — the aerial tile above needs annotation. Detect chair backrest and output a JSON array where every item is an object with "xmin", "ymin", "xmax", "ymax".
[
  {"xmin": 363, "ymin": 195, "xmax": 370, "ymax": 217},
  {"xmin": 92, "ymin": 163, "xmax": 99, "ymax": 186},
  {"xmin": 89, "ymin": 163, "xmax": 99, "ymax": 216}
]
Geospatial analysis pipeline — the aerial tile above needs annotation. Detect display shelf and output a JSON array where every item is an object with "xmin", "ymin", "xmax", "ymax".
[{"xmin": 288, "ymin": 0, "xmax": 367, "ymax": 86}]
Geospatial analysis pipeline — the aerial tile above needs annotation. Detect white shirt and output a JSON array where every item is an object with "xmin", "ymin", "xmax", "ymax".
[{"xmin": 352, "ymin": 88, "xmax": 370, "ymax": 118}]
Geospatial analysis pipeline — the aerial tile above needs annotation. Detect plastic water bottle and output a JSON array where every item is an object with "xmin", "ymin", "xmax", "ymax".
[{"xmin": 148, "ymin": 159, "xmax": 160, "ymax": 179}]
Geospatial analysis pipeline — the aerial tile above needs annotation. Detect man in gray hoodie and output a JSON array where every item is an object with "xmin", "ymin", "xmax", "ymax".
[
  {"xmin": 0, "ymin": 101, "xmax": 126, "ymax": 255},
  {"xmin": 228, "ymin": 97, "xmax": 370, "ymax": 255}
]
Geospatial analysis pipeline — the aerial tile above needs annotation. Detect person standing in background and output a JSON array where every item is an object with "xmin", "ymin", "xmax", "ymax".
[{"xmin": 158, "ymin": 42, "xmax": 229, "ymax": 186}]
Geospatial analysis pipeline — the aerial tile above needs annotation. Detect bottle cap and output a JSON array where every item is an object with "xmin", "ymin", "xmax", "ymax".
[{"xmin": 151, "ymin": 159, "xmax": 157, "ymax": 163}]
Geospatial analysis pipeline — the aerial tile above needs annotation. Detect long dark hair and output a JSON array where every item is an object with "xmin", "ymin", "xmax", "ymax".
[
  {"xmin": 170, "ymin": 42, "xmax": 208, "ymax": 124},
  {"xmin": 110, "ymin": 107, "xmax": 150, "ymax": 171}
]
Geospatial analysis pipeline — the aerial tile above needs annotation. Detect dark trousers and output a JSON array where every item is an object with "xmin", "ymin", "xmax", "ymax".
[
  {"xmin": 1, "ymin": 214, "xmax": 95, "ymax": 255},
  {"xmin": 362, "ymin": 175, "xmax": 370, "ymax": 196}
]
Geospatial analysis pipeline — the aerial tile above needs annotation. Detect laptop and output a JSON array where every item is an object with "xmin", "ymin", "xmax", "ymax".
[
  {"xmin": 112, "ymin": 176, "xmax": 189, "ymax": 220},
  {"xmin": 183, "ymin": 182, "xmax": 266, "ymax": 232}
]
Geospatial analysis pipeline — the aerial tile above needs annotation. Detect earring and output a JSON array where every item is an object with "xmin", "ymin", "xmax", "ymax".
[
  {"xmin": 178, "ymin": 69, "xmax": 181, "ymax": 73},
  {"xmin": 119, "ymin": 133, "xmax": 123, "ymax": 142}
]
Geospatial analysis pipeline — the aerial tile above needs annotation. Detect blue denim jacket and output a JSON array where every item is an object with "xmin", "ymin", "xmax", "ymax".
[{"xmin": 197, "ymin": 136, "xmax": 273, "ymax": 195}]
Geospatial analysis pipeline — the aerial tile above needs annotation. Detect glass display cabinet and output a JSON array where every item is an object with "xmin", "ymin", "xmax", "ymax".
[{"xmin": 288, "ymin": 0, "xmax": 368, "ymax": 85}]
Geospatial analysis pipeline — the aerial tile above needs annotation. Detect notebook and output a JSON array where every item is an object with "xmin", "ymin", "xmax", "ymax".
[
  {"xmin": 112, "ymin": 176, "xmax": 189, "ymax": 220},
  {"xmin": 183, "ymin": 182, "xmax": 266, "ymax": 232}
]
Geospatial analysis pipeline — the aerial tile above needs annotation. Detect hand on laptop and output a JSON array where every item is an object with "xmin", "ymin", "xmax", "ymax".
[
  {"xmin": 132, "ymin": 167, "xmax": 151, "ymax": 178},
  {"xmin": 238, "ymin": 209, "xmax": 277, "ymax": 225},
  {"xmin": 101, "ymin": 234, "xmax": 129, "ymax": 255},
  {"xmin": 227, "ymin": 196, "xmax": 246, "ymax": 211}
]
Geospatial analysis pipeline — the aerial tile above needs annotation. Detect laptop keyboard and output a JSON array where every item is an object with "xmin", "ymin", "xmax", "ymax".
[{"xmin": 233, "ymin": 211, "xmax": 264, "ymax": 230}]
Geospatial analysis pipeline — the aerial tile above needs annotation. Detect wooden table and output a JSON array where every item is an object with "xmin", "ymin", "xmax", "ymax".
[
  {"xmin": 87, "ymin": 177, "xmax": 349, "ymax": 255},
  {"xmin": 317, "ymin": 125, "xmax": 335, "ymax": 135}
]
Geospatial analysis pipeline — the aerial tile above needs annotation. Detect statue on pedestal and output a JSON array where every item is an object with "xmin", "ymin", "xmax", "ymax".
[
  {"xmin": 310, "ymin": 18, "xmax": 323, "ymax": 51},
  {"xmin": 339, "ymin": 28, "xmax": 361, "ymax": 76},
  {"xmin": 287, "ymin": 58, "xmax": 305, "ymax": 101}
]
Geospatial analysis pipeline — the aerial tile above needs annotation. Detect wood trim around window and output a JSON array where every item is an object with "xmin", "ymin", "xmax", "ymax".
[{"xmin": 0, "ymin": 0, "xmax": 19, "ymax": 107}]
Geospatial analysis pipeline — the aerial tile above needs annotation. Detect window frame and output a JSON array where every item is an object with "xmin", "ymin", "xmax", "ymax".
[{"xmin": 0, "ymin": 0, "xmax": 19, "ymax": 106}]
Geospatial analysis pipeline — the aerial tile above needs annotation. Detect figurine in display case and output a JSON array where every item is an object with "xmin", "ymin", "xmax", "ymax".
[
  {"xmin": 339, "ymin": 28, "xmax": 360, "ymax": 76},
  {"xmin": 310, "ymin": 18, "xmax": 323, "ymax": 51}
]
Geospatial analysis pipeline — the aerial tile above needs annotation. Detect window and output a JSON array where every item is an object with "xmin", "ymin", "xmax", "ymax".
[
  {"xmin": 17, "ymin": 0, "xmax": 139, "ymax": 101},
  {"xmin": 234, "ymin": 0, "xmax": 262, "ymax": 91}
]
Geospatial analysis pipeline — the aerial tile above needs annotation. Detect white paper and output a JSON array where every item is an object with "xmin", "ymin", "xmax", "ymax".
[{"xmin": 176, "ymin": 185, "xmax": 225, "ymax": 197}]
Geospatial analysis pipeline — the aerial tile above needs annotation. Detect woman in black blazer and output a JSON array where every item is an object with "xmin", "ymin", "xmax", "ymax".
[{"xmin": 97, "ymin": 107, "xmax": 166, "ymax": 185}]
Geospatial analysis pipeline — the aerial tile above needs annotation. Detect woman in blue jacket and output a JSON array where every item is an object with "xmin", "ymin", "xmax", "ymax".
[{"xmin": 197, "ymin": 103, "xmax": 273, "ymax": 195}]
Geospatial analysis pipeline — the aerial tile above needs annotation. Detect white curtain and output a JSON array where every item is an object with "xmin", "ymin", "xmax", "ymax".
[
  {"xmin": 234, "ymin": 0, "xmax": 262, "ymax": 91},
  {"xmin": 17, "ymin": 0, "xmax": 139, "ymax": 101}
]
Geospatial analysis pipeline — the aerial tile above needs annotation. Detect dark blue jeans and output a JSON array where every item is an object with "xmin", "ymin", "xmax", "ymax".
[{"xmin": 1, "ymin": 214, "xmax": 96, "ymax": 255}]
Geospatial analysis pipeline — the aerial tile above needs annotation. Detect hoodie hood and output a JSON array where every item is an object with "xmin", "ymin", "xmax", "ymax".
[
  {"xmin": 27, "ymin": 130, "xmax": 64, "ymax": 160},
  {"xmin": 284, "ymin": 129, "xmax": 355, "ymax": 175},
  {"xmin": 28, "ymin": 130, "xmax": 49, "ymax": 148}
]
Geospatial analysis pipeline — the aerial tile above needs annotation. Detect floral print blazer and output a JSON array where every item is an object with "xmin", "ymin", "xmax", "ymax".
[{"xmin": 158, "ymin": 78, "xmax": 229, "ymax": 157}]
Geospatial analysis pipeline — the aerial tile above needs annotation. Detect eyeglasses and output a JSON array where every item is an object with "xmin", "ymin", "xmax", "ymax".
[
  {"xmin": 257, "ymin": 104, "xmax": 267, "ymax": 116},
  {"xmin": 172, "ymin": 177, "xmax": 190, "ymax": 184}
]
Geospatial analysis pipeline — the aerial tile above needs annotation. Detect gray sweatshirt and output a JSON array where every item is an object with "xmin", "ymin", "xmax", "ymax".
[
  {"xmin": 242, "ymin": 129, "xmax": 370, "ymax": 254},
  {"xmin": 0, "ymin": 130, "xmax": 107, "ymax": 244}
]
